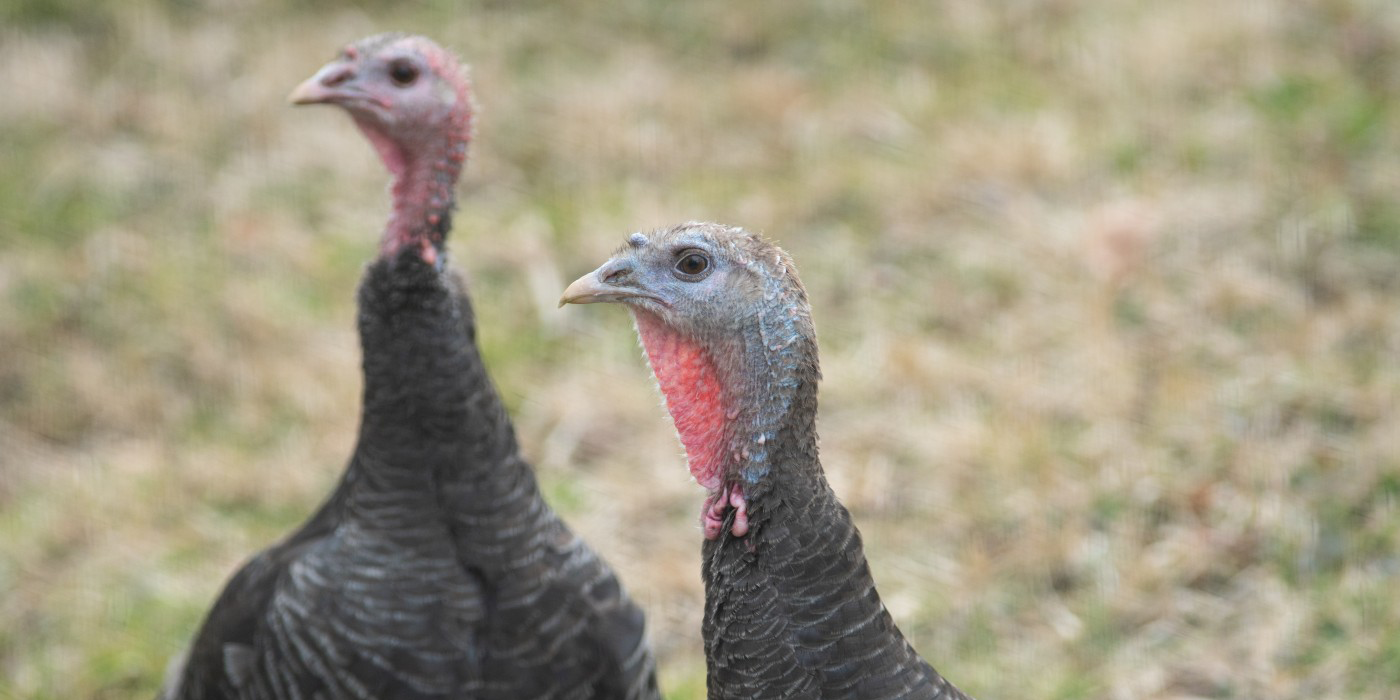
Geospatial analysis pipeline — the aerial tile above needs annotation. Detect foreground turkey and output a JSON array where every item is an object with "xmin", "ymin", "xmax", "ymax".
[
  {"xmin": 161, "ymin": 34, "xmax": 658, "ymax": 700},
  {"xmin": 561, "ymin": 222, "xmax": 973, "ymax": 699}
]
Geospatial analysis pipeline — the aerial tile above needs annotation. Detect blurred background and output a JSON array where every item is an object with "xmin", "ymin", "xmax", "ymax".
[{"xmin": 2, "ymin": 0, "xmax": 1398, "ymax": 697}]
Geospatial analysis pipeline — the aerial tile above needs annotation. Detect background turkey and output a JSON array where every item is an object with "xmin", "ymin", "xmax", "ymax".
[
  {"xmin": 161, "ymin": 33, "xmax": 658, "ymax": 700},
  {"xmin": 561, "ymin": 222, "xmax": 974, "ymax": 699}
]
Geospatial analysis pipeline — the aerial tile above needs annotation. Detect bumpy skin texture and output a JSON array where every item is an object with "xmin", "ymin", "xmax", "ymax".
[
  {"xmin": 162, "ymin": 34, "xmax": 658, "ymax": 700},
  {"xmin": 563, "ymin": 223, "xmax": 972, "ymax": 700}
]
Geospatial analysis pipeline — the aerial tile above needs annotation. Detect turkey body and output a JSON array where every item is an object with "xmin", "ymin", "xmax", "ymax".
[
  {"xmin": 168, "ymin": 254, "xmax": 657, "ymax": 700},
  {"xmin": 161, "ymin": 33, "xmax": 658, "ymax": 700}
]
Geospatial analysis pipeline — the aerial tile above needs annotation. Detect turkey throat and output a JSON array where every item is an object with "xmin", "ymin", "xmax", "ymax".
[
  {"xmin": 354, "ymin": 108, "xmax": 468, "ymax": 266},
  {"xmin": 631, "ymin": 305, "xmax": 819, "ymax": 542}
]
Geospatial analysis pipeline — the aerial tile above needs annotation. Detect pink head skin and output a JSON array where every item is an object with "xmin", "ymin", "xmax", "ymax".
[
  {"xmin": 290, "ymin": 33, "xmax": 473, "ymax": 264},
  {"xmin": 561, "ymin": 223, "xmax": 821, "ymax": 541}
]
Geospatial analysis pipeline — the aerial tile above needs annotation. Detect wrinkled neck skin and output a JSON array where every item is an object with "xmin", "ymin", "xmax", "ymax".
[
  {"xmin": 632, "ymin": 271, "xmax": 821, "ymax": 540},
  {"xmin": 353, "ymin": 114, "xmax": 467, "ymax": 264}
]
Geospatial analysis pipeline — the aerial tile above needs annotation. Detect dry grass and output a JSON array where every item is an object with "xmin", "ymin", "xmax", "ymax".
[{"xmin": 3, "ymin": 1, "xmax": 1398, "ymax": 698}]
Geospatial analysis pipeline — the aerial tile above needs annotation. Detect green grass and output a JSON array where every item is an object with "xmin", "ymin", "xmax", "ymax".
[{"xmin": 3, "ymin": 1, "xmax": 1400, "ymax": 698}]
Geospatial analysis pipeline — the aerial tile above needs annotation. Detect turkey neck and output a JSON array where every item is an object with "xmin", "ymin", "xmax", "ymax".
[
  {"xmin": 348, "ymin": 110, "xmax": 521, "ymax": 504},
  {"xmin": 355, "ymin": 112, "xmax": 468, "ymax": 260},
  {"xmin": 353, "ymin": 256, "xmax": 517, "ymax": 490},
  {"xmin": 727, "ymin": 307, "xmax": 823, "ymax": 508},
  {"xmin": 693, "ymin": 287, "xmax": 924, "ymax": 699}
]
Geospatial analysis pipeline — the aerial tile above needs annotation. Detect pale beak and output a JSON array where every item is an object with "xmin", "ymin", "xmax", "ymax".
[
  {"xmin": 559, "ymin": 269, "xmax": 620, "ymax": 307},
  {"xmin": 288, "ymin": 62, "xmax": 355, "ymax": 105},
  {"xmin": 559, "ymin": 261, "xmax": 666, "ymax": 308}
]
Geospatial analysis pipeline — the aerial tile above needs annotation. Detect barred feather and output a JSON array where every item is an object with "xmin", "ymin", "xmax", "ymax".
[
  {"xmin": 162, "ymin": 32, "xmax": 658, "ymax": 700},
  {"xmin": 166, "ymin": 257, "xmax": 659, "ymax": 700}
]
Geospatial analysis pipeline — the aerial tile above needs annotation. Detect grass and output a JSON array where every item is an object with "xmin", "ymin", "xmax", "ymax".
[{"xmin": 3, "ymin": 0, "xmax": 1399, "ymax": 698}]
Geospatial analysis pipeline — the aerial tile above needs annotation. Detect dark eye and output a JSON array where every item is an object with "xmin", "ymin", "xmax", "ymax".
[
  {"xmin": 673, "ymin": 250, "xmax": 711, "ymax": 280},
  {"xmin": 388, "ymin": 58, "xmax": 419, "ymax": 86}
]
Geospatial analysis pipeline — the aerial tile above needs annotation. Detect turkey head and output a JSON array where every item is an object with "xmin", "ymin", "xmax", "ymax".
[{"xmin": 290, "ymin": 33, "xmax": 472, "ymax": 264}]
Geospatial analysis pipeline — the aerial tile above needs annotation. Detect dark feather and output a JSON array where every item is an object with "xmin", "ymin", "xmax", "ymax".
[{"xmin": 164, "ymin": 254, "xmax": 659, "ymax": 700}]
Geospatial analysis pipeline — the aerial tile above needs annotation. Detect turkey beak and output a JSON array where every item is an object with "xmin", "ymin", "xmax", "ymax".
[
  {"xmin": 289, "ymin": 61, "xmax": 356, "ymax": 106},
  {"xmin": 559, "ymin": 261, "xmax": 663, "ymax": 308}
]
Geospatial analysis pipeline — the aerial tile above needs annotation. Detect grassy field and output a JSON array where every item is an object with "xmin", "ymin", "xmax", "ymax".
[{"xmin": 3, "ymin": 0, "xmax": 1398, "ymax": 697}]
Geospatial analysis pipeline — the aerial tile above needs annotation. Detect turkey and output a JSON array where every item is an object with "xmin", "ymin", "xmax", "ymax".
[
  {"xmin": 161, "ymin": 33, "xmax": 659, "ymax": 700},
  {"xmin": 560, "ymin": 222, "xmax": 973, "ymax": 699}
]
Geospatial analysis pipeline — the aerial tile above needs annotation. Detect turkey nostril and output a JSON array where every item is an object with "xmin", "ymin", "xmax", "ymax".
[
  {"xmin": 602, "ymin": 266, "xmax": 631, "ymax": 285},
  {"xmin": 322, "ymin": 67, "xmax": 354, "ymax": 88}
]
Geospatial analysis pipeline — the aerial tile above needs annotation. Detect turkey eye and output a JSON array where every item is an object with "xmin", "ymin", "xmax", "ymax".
[
  {"xmin": 388, "ymin": 59, "xmax": 419, "ymax": 86},
  {"xmin": 673, "ymin": 251, "xmax": 711, "ymax": 280}
]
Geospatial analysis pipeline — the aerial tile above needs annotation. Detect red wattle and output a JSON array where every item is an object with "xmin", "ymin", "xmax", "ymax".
[{"xmin": 632, "ymin": 311, "xmax": 729, "ymax": 491}]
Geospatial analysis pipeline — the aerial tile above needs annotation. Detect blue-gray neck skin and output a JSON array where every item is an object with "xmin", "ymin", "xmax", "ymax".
[{"xmin": 717, "ymin": 263, "xmax": 823, "ymax": 504}]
